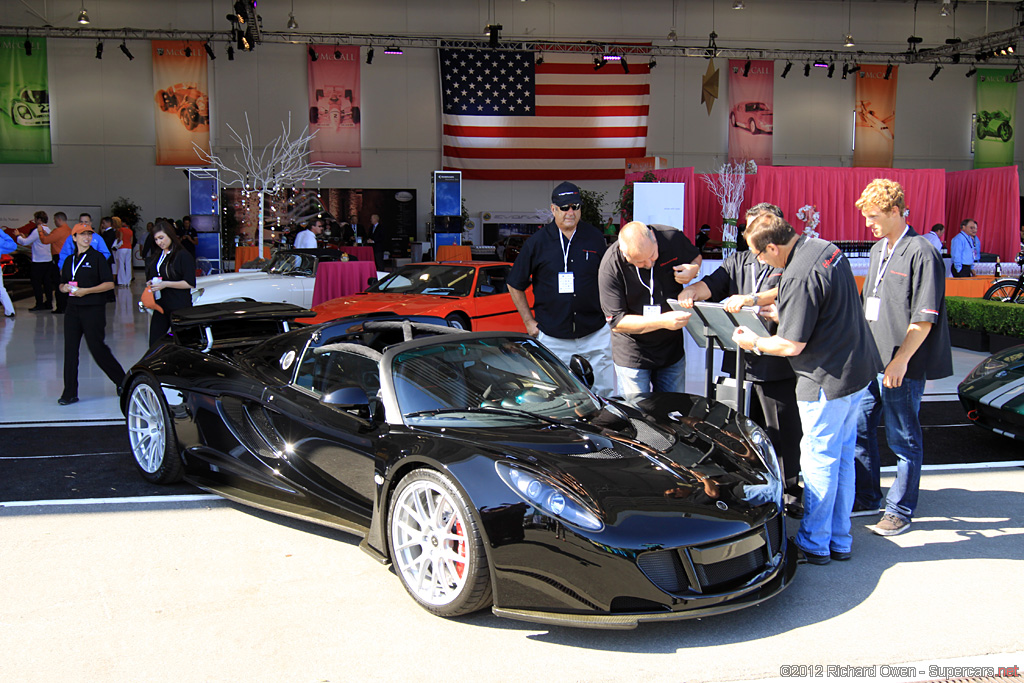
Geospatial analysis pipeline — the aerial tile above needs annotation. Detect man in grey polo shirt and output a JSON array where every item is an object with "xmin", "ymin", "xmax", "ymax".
[
  {"xmin": 733, "ymin": 213, "xmax": 882, "ymax": 565},
  {"xmin": 852, "ymin": 179, "xmax": 953, "ymax": 537}
]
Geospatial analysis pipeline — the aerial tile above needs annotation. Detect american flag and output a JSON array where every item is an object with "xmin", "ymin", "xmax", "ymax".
[{"xmin": 439, "ymin": 46, "xmax": 650, "ymax": 180}]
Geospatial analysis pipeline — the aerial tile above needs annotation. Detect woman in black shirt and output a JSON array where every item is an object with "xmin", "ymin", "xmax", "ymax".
[
  {"xmin": 146, "ymin": 220, "xmax": 196, "ymax": 348},
  {"xmin": 57, "ymin": 224, "xmax": 125, "ymax": 405}
]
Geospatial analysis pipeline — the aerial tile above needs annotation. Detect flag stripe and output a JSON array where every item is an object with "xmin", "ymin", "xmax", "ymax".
[{"xmin": 440, "ymin": 46, "xmax": 650, "ymax": 180}]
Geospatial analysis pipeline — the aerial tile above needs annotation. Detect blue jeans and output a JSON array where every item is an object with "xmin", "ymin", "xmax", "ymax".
[
  {"xmin": 615, "ymin": 354, "xmax": 686, "ymax": 396},
  {"xmin": 854, "ymin": 374, "xmax": 925, "ymax": 523},
  {"xmin": 795, "ymin": 386, "xmax": 867, "ymax": 557}
]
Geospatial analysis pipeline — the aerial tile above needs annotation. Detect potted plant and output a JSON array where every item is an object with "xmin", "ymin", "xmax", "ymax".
[
  {"xmin": 109, "ymin": 196, "xmax": 142, "ymax": 229},
  {"xmin": 945, "ymin": 297, "xmax": 1024, "ymax": 352},
  {"xmin": 614, "ymin": 171, "xmax": 657, "ymax": 224}
]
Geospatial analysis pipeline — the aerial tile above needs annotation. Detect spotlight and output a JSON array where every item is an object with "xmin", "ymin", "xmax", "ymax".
[
  {"xmin": 743, "ymin": 60, "xmax": 751, "ymax": 77},
  {"xmin": 335, "ymin": 47, "xmax": 341, "ymax": 59},
  {"xmin": 733, "ymin": 0, "xmax": 745, "ymax": 8},
  {"xmin": 827, "ymin": 62, "xmax": 835, "ymax": 78},
  {"xmin": 486, "ymin": 23, "xmax": 502, "ymax": 48},
  {"xmin": 781, "ymin": 61, "xmax": 793, "ymax": 78},
  {"xmin": 966, "ymin": 65, "xmax": 977, "ymax": 77},
  {"xmin": 24, "ymin": 35, "xmax": 31, "ymax": 56},
  {"xmin": 119, "ymin": 40, "xmax": 134, "ymax": 61},
  {"xmin": 884, "ymin": 63, "xmax": 893, "ymax": 80},
  {"xmin": 227, "ymin": 45, "xmax": 235, "ymax": 60},
  {"xmin": 594, "ymin": 56, "xmax": 606, "ymax": 70},
  {"xmin": 204, "ymin": 41, "xmax": 216, "ymax": 60},
  {"xmin": 842, "ymin": 63, "xmax": 849, "ymax": 79},
  {"xmin": 705, "ymin": 31, "xmax": 718, "ymax": 59},
  {"xmin": 184, "ymin": 45, "xmax": 192, "ymax": 58},
  {"xmin": 648, "ymin": 57, "xmax": 656, "ymax": 69},
  {"xmin": 287, "ymin": 13, "xmax": 298, "ymax": 30},
  {"xmin": 308, "ymin": 46, "xmax": 318, "ymax": 61},
  {"xmin": 940, "ymin": 0, "xmax": 951, "ymax": 17},
  {"xmin": 848, "ymin": 64, "xmax": 860, "ymax": 74},
  {"xmin": 804, "ymin": 63, "xmax": 811, "ymax": 77},
  {"xmin": 814, "ymin": 60, "xmax": 829, "ymax": 68},
  {"xmin": 366, "ymin": 47, "xmax": 374, "ymax": 64},
  {"xmin": 621, "ymin": 56, "xmax": 629, "ymax": 74},
  {"xmin": 667, "ymin": 28, "xmax": 678, "ymax": 43},
  {"xmin": 536, "ymin": 53, "xmax": 544, "ymax": 65},
  {"xmin": 384, "ymin": 46, "xmax": 403, "ymax": 55},
  {"xmin": 77, "ymin": 7, "xmax": 90, "ymax": 25},
  {"xmin": 929, "ymin": 65, "xmax": 942, "ymax": 80},
  {"xmin": 95, "ymin": 41, "xmax": 103, "ymax": 59},
  {"xmin": 844, "ymin": 34, "xmax": 855, "ymax": 48}
]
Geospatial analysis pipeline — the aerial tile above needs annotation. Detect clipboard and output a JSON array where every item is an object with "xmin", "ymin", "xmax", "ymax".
[{"xmin": 667, "ymin": 300, "xmax": 770, "ymax": 350}]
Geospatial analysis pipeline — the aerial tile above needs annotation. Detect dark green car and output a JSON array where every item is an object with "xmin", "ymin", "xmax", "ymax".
[{"xmin": 959, "ymin": 344, "xmax": 1024, "ymax": 441}]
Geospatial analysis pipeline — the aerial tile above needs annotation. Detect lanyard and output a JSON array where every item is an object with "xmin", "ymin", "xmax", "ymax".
[
  {"xmin": 156, "ymin": 250, "xmax": 168, "ymax": 277},
  {"xmin": 871, "ymin": 227, "xmax": 909, "ymax": 296},
  {"xmin": 635, "ymin": 266, "xmax": 655, "ymax": 306},
  {"xmin": 560, "ymin": 231, "xmax": 575, "ymax": 272},
  {"xmin": 750, "ymin": 262, "xmax": 771, "ymax": 295},
  {"xmin": 70, "ymin": 252, "xmax": 88, "ymax": 281}
]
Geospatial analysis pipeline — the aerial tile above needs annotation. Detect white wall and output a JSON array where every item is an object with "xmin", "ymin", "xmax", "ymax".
[{"xmin": 1, "ymin": 0, "xmax": 1021, "ymax": 237}]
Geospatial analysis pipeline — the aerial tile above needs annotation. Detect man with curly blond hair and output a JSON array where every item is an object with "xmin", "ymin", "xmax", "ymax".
[{"xmin": 851, "ymin": 179, "xmax": 952, "ymax": 537}]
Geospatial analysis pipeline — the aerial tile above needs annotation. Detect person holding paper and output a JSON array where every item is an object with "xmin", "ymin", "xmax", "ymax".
[
  {"xmin": 852, "ymin": 179, "xmax": 952, "ymax": 537},
  {"xmin": 598, "ymin": 221, "xmax": 701, "ymax": 395},
  {"xmin": 677, "ymin": 203, "xmax": 803, "ymax": 518},
  {"xmin": 732, "ymin": 213, "xmax": 881, "ymax": 565}
]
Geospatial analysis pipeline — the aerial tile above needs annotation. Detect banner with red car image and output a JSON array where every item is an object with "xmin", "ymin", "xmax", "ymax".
[
  {"xmin": 152, "ymin": 40, "xmax": 210, "ymax": 166},
  {"xmin": 307, "ymin": 45, "xmax": 361, "ymax": 167},
  {"xmin": 727, "ymin": 59, "xmax": 773, "ymax": 167},
  {"xmin": 853, "ymin": 64, "xmax": 898, "ymax": 168}
]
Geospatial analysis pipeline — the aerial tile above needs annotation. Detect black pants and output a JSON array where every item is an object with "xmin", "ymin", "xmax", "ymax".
[
  {"xmin": 951, "ymin": 264, "xmax": 974, "ymax": 278},
  {"xmin": 51, "ymin": 257, "xmax": 68, "ymax": 312},
  {"xmin": 30, "ymin": 261, "xmax": 52, "ymax": 307},
  {"xmin": 63, "ymin": 303, "xmax": 125, "ymax": 399},
  {"xmin": 749, "ymin": 377, "xmax": 803, "ymax": 503}
]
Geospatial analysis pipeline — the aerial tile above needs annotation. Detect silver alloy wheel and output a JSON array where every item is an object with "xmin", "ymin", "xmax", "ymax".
[
  {"xmin": 390, "ymin": 479, "xmax": 471, "ymax": 606},
  {"xmin": 128, "ymin": 383, "xmax": 167, "ymax": 474}
]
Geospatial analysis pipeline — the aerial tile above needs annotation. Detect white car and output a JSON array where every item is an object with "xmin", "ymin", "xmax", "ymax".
[{"xmin": 191, "ymin": 249, "xmax": 345, "ymax": 308}]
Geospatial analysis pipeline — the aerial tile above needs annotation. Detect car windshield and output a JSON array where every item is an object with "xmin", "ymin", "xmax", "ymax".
[
  {"xmin": 369, "ymin": 264, "xmax": 475, "ymax": 297},
  {"xmin": 262, "ymin": 252, "xmax": 317, "ymax": 277},
  {"xmin": 748, "ymin": 102, "xmax": 768, "ymax": 112},
  {"xmin": 393, "ymin": 337, "xmax": 601, "ymax": 426}
]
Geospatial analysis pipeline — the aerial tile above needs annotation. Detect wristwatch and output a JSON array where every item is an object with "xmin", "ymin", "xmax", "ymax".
[
  {"xmin": 751, "ymin": 337, "xmax": 763, "ymax": 356},
  {"xmin": 746, "ymin": 293, "xmax": 758, "ymax": 307}
]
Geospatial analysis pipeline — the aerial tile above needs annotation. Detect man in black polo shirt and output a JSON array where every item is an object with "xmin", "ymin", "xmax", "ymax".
[
  {"xmin": 598, "ymin": 221, "xmax": 701, "ymax": 395},
  {"xmin": 853, "ymin": 179, "xmax": 952, "ymax": 537},
  {"xmin": 733, "ymin": 213, "xmax": 882, "ymax": 565},
  {"xmin": 508, "ymin": 182, "xmax": 615, "ymax": 396}
]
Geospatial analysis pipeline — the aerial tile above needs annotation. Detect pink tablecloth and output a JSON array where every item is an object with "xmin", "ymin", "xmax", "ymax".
[
  {"xmin": 335, "ymin": 245, "xmax": 375, "ymax": 262},
  {"xmin": 312, "ymin": 261, "xmax": 379, "ymax": 307}
]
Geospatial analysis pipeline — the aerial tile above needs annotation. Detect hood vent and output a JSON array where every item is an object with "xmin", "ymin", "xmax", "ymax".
[{"xmin": 629, "ymin": 417, "xmax": 675, "ymax": 452}]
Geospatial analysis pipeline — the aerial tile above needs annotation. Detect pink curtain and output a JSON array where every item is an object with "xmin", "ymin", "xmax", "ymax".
[{"xmin": 945, "ymin": 166, "xmax": 1020, "ymax": 260}]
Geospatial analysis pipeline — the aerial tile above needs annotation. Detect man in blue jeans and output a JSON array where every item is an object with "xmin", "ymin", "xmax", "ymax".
[
  {"xmin": 853, "ymin": 179, "xmax": 953, "ymax": 536},
  {"xmin": 733, "ymin": 213, "xmax": 881, "ymax": 565}
]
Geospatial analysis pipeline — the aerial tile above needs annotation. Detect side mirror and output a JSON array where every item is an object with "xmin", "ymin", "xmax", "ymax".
[
  {"xmin": 366, "ymin": 276, "xmax": 378, "ymax": 287},
  {"xmin": 569, "ymin": 354, "xmax": 594, "ymax": 389},
  {"xmin": 321, "ymin": 386, "xmax": 371, "ymax": 419}
]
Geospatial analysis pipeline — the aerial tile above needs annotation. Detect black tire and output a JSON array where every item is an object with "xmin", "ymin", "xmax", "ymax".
[
  {"xmin": 387, "ymin": 469, "xmax": 492, "ymax": 617},
  {"xmin": 351, "ymin": 106, "xmax": 361, "ymax": 124},
  {"xmin": 999, "ymin": 122, "xmax": 1013, "ymax": 142},
  {"xmin": 984, "ymin": 279, "xmax": 1024, "ymax": 303},
  {"xmin": 445, "ymin": 312, "xmax": 471, "ymax": 330},
  {"xmin": 977, "ymin": 123, "xmax": 987, "ymax": 140},
  {"xmin": 125, "ymin": 376, "xmax": 183, "ymax": 484},
  {"xmin": 309, "ymin": 106, "xmax": 319, "ymax": 124}
]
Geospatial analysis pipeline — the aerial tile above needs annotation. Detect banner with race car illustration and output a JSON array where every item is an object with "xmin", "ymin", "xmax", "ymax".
[
  {"xmin": 974, "ymin": 68, "xmax": 1016, "ymax": 169},
  {"xmin": 853, "ymin": 64, "xmax": 898, "ymax": 168},
  {"xmin": 727, "ymin": 59, "xmax": 773, "ymax": 167},
  {"xmin": 307, "ymin": 45, "xmax": 361, "ymax": 167},
  {"xmin": 152, "ymin": 40, "xmax": 210, "ymax": 166},
  {"xmin": 0, "ymin": 35, "xmax": 51, "ymax": 163}
]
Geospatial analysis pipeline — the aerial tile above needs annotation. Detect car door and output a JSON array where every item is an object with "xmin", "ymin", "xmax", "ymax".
[{"xmin": 471, "ymin": 265, "xmax": 522, "ymax": 331}]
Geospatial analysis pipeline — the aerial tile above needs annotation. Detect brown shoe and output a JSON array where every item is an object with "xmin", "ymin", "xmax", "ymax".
[{"xmin": 872, "ymin": 513, "xmax": 910, "ymax": 537}]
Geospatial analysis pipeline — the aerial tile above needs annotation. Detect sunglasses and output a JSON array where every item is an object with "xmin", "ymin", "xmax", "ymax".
[{"xmin": 556, "ymin": 203, "xmax": 581, "ymax": 212}]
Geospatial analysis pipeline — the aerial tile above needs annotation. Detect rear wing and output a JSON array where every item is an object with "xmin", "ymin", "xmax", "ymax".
[{"xmin": 170, "ymin": 302, "xmax": 314, "ymax": 352}]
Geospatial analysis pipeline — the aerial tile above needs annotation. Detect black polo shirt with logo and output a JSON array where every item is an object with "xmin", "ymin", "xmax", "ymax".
[
  {"xmin": 59, "ymin": 247, "xmax": 113, "ymax": 308},
  {"xmin": 507, "ymin": 220, "xmax": 607, "ymax": 339},
  {"xmin": 776, "ymin": 236, "xmax": 882, "ymax": 401}
]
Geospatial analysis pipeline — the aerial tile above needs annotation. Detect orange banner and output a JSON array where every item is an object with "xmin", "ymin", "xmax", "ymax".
[
  {"xmin": 307, "ymin": 45, "xmax": 361, "ymax": 167},
  {"xmin": 853, "ymin": 64, "xmax": 897, "ymax": 168},
  {"xmin": 152, "ymin": 40, "xmax": 210, "ymax": 166}
]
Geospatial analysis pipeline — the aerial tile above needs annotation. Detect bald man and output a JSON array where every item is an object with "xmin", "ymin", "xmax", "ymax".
[{"xmin": 597, "ymin": 221, "xmax": 701, "ymax": 395}]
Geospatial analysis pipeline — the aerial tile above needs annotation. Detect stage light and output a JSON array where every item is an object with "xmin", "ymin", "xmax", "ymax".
[
  {"xmin": 929, "ymin": 65, "xmax": 942, "ymax": 80},
  {"xmin": 77, "ymin": 6, "xmax": 90, "ymax": 25},
  {"xmin": 384, "ymin": 46, "xmax": 403, "ymax": 55},
  {"xmin": 95, "ymin": 41, "xmax": 103, "ymax": 59},
  {"xmin": 827, "ymin": 62, "xmax": 835, "ymax": 78},
  {"xmin": 227, "ymin": 45, "xmax": 235, "ymax": 60},
  {"xmin": 781, "ymin": 61, "xmax": 793, "ymax": 78},
  {"xmin": 648, "ymin": 57, "xmax": 656, "ymax": 69},
  {"xmin": 884, "ymin": 63, "xmax": 893, "ymax": 80},
  {"xmin": 848, "ymin": 64, "xmax": 860, "ymax": 74},
  {"xmin": 733, "ymin": 1, "xmax": 745, "ymax": 8},
  {"xmin": 743, "ymin": 60, "xmax": 751, "ymax": 77},
  {"xmin": 667, "ymin": 28, "xmax": 678, "ymax": 43},
  {"xmin": 536, "ymin": 53, "xmax": 544, "ymax": 65},
  {"xmin": 335, "ymin": 47, "xmax": 341, "ymax": 59},
  {"xmin": 204, "ymin": 41, "xmax": 216, "ymax": 60},
  {"xmin": 966, "ymin": 65, "xmax": 977, "ymax": 77},
  {"xmin": 119, "ymin": 40, "xmax": 134, "ymax": 61},
  {"xmin": 24, "ymin": 35, "xmax": 31, "ymax": 56},
  {"xmin": 804, "ymin": 63, "xmax": 811, "ymax": 77},
  {"xmin": 287, "ymin": 0, "xmax": 298, "ymax": 30},
  {"xmin": 940, "ymin": 0, "xmax": 951, "ymax": 17},
  {"xmin": 842, "ymin": 63, "xmax": 849, "ymax": 79},
  {"xmin": 184, "ymin": 45, "xmax": 192, "ymax": 58},
  {"xmin": 621, "ymin": 56, "xmax": 629, "ymax": 74},
  {"xmin": 308, "ymin": 46, "xmax": 317, "ymax": 61},
  {"xmin": 366, "ymin": 47, "xmax": 374, "ymax": 64},
  {"xmin": 593, "ymin": 56, "xmax": 606, "ymax": 70},
  {"xmin": 486, "ymin": 23, "xmax": 502, "ymax": 48},
  {"xmin": 844, "ymin": 34, "xmax": 855, "ymax": 47}
]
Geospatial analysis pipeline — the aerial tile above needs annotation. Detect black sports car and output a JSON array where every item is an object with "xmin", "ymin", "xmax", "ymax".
[
  {"xmin": 959, "ymin": 343, "xmax": 1024, "ymax": 441},
  {"xmin": 122, "ymin": 303, "xmax": 796, "ymax": 629}
]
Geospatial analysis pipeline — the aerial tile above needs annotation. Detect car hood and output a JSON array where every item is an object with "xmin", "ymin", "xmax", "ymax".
[
  {"xmin": 416, "ymin": 396, "xmax": 780, "ymax": 547},
  {"xmin": 959, "ymin": 344, "xmax": 1024, "ymax": 415},
  {"xmin": 307, "ymin": 293, "xmax": 463, "ymax": 324},
  {"xmin": 196, "ymin": 271, "xmax": 275, "ymax": 287}
]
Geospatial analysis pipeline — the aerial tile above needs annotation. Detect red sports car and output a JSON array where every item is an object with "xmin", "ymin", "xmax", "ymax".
[{"xmin": 303, "ymin": 261, "xmax": 532, "ymax": 331}]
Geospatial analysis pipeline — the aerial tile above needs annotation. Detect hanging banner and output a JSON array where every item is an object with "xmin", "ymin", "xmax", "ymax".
[
  {"xmin": 974, "ymin": 68, "xmax": 1016, "ymax": 169},
  {"xmin": 307, "ymin": 45, "xmax": 361, "ymax": 167},
  {"xmin": 152, "ymin": 40, "xmax": 210, "ymax": 166},
  {"xmin": 727, "ymin": 59, "xmax": 773, "ymax": 167},
  {"xmin": 853, "ymin": 64, "xmax": 898, "ymax": 168},
  {"xmin": 0, "ymin": 35, "xmax": 51, "ymax": 163}
]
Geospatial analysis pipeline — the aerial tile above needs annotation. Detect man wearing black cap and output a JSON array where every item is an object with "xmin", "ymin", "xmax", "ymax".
[{"xmin": 508, "ymin": 182, "xmax": 615, "ymax": 396}]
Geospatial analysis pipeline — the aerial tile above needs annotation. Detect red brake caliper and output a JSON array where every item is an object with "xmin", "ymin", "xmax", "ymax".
[{"xmin": 452, "ymin": 519, "xmax": 467, "ymax": 577}]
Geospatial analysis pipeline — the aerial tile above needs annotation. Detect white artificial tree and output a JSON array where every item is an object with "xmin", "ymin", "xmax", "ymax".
[
  {"xmin": 194, "ymin": 113, "xmax": 345, "ymax": 254},
  {"xmin": 702, "ymin": 162, "xmax": 747, "ymax": 258}
]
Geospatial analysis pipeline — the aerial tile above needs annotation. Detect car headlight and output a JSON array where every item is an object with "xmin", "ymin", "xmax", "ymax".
[
  {"xmin": 735, "ymin": 415, "xmax": 780, "ymax": 479},
  {"xmin": 495, "ymin": 463, "xmax": 603, "ymax": 532},
  {"xmin": 191, "ymin": 288, "xmax": 204, "ymax": 304},
  {"xmin": 964, "ymin": 356, "xmax": 1008, "ymax": 384}
]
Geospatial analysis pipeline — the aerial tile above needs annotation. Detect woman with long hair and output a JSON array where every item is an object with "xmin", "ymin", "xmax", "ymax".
[{"xmin": 146, "ymin": 219, "xmax": 196, "ymax": 348}]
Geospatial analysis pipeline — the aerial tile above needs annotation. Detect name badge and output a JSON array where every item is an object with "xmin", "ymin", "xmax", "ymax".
[
  {"xmin": 865, "ymin": 296, "xmax": 881, "ymax": 322},
  {"xmin": 643, "ymin": 304, "xmax": 661, "ymax": 317},
  {"xmin": 558, "ymin": 271, "xmax": 574, "ymax": 294}
]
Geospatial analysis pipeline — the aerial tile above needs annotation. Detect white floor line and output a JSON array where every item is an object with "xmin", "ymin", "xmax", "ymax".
[
  {"xmin": 0, "ymin": 452, "xmax": 127, "ymax": 460},
  {"xmin": 0, "ymin": 494, "xmax": 221, "ymax": 508},
  {"xmin": 0, "ymin": 420, "xmax": 126, "ymax": 429}
]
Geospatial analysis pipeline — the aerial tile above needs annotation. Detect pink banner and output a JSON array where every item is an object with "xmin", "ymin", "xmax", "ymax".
[
  {"xmin": 727, "ymin": 59, "xmax": 773, "ymax": 167},
  {"xmin": 307, "ymin": 45, "xmax": 361, "ymax": 167},
  {"xmin": 152, "ymin": 40, "xmax": 210, "ymax": 166},
  {"xmin": 854, "ymin": 64, "xmax": 898, "ymax": 168}
]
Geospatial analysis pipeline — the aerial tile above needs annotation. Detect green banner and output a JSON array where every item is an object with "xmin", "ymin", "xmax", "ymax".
[
  {"xmin": 0, "ymin": 35, "xmax": 50, "ymax": 163},
  {"xmin": 974, "ymin": 68, "xmax": 1016, "ymax": 169}
]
